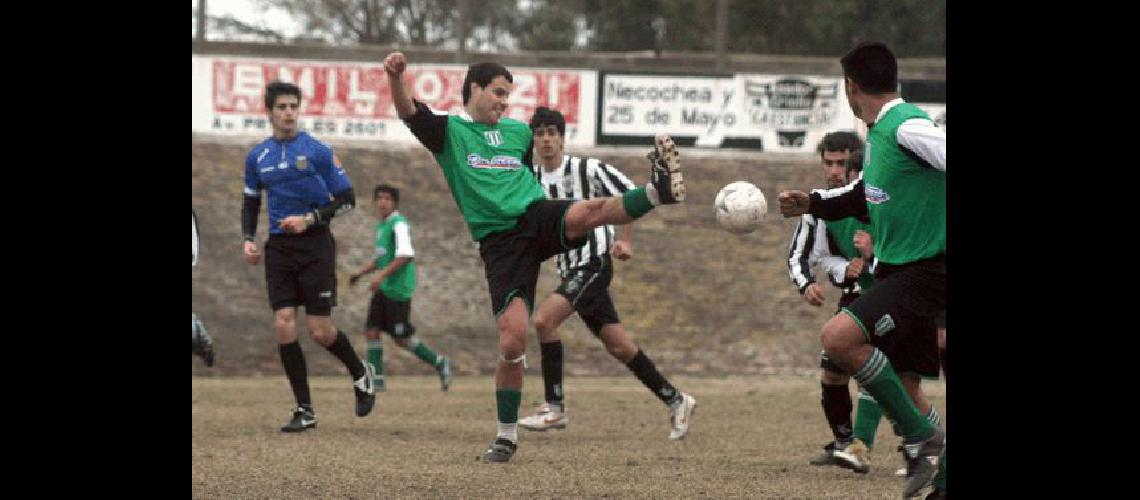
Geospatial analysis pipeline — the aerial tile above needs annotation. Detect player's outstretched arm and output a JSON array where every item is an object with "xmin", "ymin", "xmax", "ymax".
[{"xmin": 384, "ymin": 52, "xmax": 416, "ymax": 119}]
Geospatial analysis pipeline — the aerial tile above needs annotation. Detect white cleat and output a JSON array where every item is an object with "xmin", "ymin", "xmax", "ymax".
[
  {"xmin": 668, "ymin": 393, "xmax": 697, "ymax": 440},
  {"xmin": 518, "ymin": 403, "xmax": 568, "ymax": 431}
]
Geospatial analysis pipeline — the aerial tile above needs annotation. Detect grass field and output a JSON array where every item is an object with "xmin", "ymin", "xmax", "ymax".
[{"xmin": 192, "ymin": 375, "xmax": 944, "ymax": 498}]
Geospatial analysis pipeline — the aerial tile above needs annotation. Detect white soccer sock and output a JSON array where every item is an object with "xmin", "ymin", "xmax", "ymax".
[
  {"xmin": 497, "ymin": 423, "xmax": 518, "ymax": 443},
  {"xmin": 645, "ymin": 183, "xmax": 661, "ymax": 206}
]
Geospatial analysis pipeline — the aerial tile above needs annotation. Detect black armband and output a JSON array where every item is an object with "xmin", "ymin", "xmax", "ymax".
[
  {"xmin": 241, "ymin": 195, "xmax": 260, "ymax": 241},
  {"xmin": 314, "ymin": 188, "xmax": 355, "ymax": 223}
]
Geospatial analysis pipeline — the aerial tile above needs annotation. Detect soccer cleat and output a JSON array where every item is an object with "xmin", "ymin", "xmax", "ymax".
[
  {"xmin": 192, "ymin": 314, "xmax": 215, "ymax": 367},
  {"xmin": 809, "ymin": 441, "xmax": 843, "ymax": 467},
  {"xmin": 354, "ymin": 361, "xmax": 376, "ymax": 417},
  {"xmin": 647, "ymin": 133, "xmax": 684, "ymax": 204},
  {"xmin": 833, "ymin": 438, "xmax": 872, "ymax": 474},
  {"xmin": 480, "ymin": 438, "xmax": 518, "ymax": 463},
  {"xmin": 901, "ymin": 428, "xmax": 945, "ymax": 498},
  {"xmin": 668, "ymin": 392, "xmax": 696, "ymax": 440},
  {"xmin": 437, "ymin": 357, "xmax": 453, "ymax": 392},
  {"xmin": 518, "ymin": 403, "xmax": 568, "ymax": 431},
  {"xmin": 281, "ymin": 406, "xmax": 317, "ymax": 433}
]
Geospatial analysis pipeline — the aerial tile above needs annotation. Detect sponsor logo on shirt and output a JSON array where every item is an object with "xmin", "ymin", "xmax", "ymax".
[
  {"xmin": 296, "ymin": 156, "xmax": 308, "ymax": 171},
  {"xmin": 467, "ymin": 154, "xmax": 523, "ymax": 170},
  {"xmin": 484, "ymin": 130, "xmax": 503, "ymax": 146},
  {"xmin": 865, "ymin": 184, "xmax": 890, "ymax": 204}
]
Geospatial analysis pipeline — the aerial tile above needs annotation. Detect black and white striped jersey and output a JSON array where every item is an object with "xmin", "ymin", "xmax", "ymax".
[
  {"xmin": 786, "ymin": 212, "xmax": 862, "ymax": 295},
  {"xmin": 192, "ymin": 209, "xmax": 200, "ymax": 267},
  {"xmin": 533, "ymin": 154, "xmax": 636, "ymax": 276}
]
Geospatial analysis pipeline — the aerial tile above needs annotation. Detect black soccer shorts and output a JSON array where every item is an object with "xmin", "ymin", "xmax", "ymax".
[
  {"xmin": 555, "ymin": 255, "xmax": 621, "ymax": 335},
  {"xmin": 263, "ymin": 226, "xmax": 337, "ymax": 315},
  {"xmin": 840, "ymin": 254, "xmax": 945, "ymax": 378},
  {"xmin": 478, "ymin": 199, "xmax": 587, "ymax": 317},
  {"xmin": 365, "ymin": 291, "xmax": 416, "ymax": 339}
]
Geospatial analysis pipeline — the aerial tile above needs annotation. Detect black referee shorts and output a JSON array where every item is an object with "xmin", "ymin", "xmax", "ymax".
[
  {"xmin": 263, "ymin": 226, "xmax": 337, "ymax": 316},
  {"xmin": 555, "ymin": 255, "xmax": 620, "ymax": 335},
  {"xmin": 478, "ymin": 199, "xmax": 587, "ymax": 317},
  {"xmin": 840, "ymin": 254, "xmax": 945, "ymax": 378}
]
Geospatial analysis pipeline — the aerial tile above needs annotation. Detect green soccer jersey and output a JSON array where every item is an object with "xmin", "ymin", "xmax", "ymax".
[
  {"xmin": 374, "ymin": 212, "xmax": 416, "ymax": 301},
  {"xmin": 405, "ymin": 103, "xmax": 546, "ymax": 241},
  {"xmin": 863, "ymin": 103, "xmax": 946, "ymax": 265},
  {"xmin": 826, "ymin": 217, "xmax": 875, "ymax": 291}
]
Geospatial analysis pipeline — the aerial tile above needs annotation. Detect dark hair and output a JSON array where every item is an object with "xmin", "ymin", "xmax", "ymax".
[
  {"xmin": 373, "ymin": 183, "xmax": 400, "ymax": 204},
  {"xmin": 462, "ymin": 62, "xmax": 513, "ymax": 105},
  {"xmin": 528, "ymin": 107, "xmax": 566, "ymax": 136},
  {"xmin": 264, "ymin": 81, "xmax": 302, "ymax": 110},
  {"xmin": 846, "ymin": 148, "xmax": 864, "ymax": 174},
  {"xmin": 816, "ymin": 131, "xmax": 862, "ymax": 159},
  {"xmin": 840, "ymin": 42, "xmax": 898, "ymax": 94}
]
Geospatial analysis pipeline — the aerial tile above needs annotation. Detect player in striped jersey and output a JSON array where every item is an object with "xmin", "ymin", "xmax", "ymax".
[
  {"xmin": 517, "ymin": 108, "xmax": 695, "ymax": 440},
  {"xmin": 778, "ymin": 43, "xmax": 946, "ymax": 498},
  {"xmin": 192, "ymin": 209, "xmax": 215, "ymax": 367}
]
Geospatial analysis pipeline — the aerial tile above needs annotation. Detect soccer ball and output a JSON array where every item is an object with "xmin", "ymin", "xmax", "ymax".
[{"xmin": 714, "ymin": 181, "xmax": 767, "ymax": 234}]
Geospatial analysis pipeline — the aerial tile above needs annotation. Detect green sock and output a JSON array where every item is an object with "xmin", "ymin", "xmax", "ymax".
[
  {"xmin": 366, "ymin": 339, "xmax": 384, "ymax": 379},
  {"xmin": 496, "ymin": 388, "xmax": 522, "ymax": 423},
  {"xmin": 852, "ymin": 348, "xmax": 933, "ymax": 443},
  {"xmin": 621, "ymin": 188, "xmax": 655, "ymax": 218},
  {"xmin": 852, "ymin": 389, "xmax": 883, "ymax": 447},
  {"xmin": 408, "ymin": 338, "xmax": 439, "ymax": 367}
]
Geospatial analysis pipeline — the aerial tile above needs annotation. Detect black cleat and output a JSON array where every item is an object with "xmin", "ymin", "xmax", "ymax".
[
  {"xmin": 281, "ymin": 406, "xmax": 317, "ymax": 433},
  {"xmin": 647, "ymin": 133, "xmax": 684, "ymax": 204},
  {"xmin": 192, "ymin": 314, "xmax": 215, "ymax": 367},
  {"xmin": 902, "ymin": 428, "xmax": 945, "ymax": 498},
  {"xmin": 354, "ymin": 361, "xmax": 376, "ymax": 417},
  {"xmin": 480, "ymin": 438, "xmax": 517, "ymax": 463}
]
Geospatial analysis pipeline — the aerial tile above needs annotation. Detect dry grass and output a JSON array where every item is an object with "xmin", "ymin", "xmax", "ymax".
[{"xmin": 192, "ymin": 375, "xmax": 944, "ymax": 498}]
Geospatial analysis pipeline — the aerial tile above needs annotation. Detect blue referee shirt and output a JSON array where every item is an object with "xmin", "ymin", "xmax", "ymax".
[{"xmin": 243, "ymin": 132, "xmax": 352, "ymax": 235}]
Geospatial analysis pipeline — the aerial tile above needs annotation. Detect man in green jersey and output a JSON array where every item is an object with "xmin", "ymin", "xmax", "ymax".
[
  {"xmin": 383, "ymin": 52, "xmax": 688, "ymax": 464},
  {"xmin": 790, "ymin": 134, "xmax": 941, "ymax": 476},
  {"xmin": 778, "ymin": 42, "xmax": 946, "ymax": 498},
  {"xmin": 349, "ymin": 184, "xmax": 453, "ymax": 393}
]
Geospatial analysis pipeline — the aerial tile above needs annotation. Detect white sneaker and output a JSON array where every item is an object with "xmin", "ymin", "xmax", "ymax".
[
  {"xmin": 518, "ymin": 403, "xmax": 568, "ymax": 431},
  {"xmin": 833, "ymin": 438, "xmax": 871, "ymax": 474},
  {"xmin": 668, "ymin": 393, "xmax": 696, "ymax": 440}
]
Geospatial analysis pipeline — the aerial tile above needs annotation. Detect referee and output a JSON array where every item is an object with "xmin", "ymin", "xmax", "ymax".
[{"xmin": 241, "ymin": 81, "xmax": 375, "ymax": 433}]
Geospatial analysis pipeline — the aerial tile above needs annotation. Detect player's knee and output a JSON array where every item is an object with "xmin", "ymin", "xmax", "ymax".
[
  {"xmin": 274, "ymin": 310, "xmax": 297, "ymax": 339},
  {"xmin": 601, "ymin": 329, "xmax": 637, "ymax": 361},
  {"xmin": 820, "ymin": 318, "xmax": 858, "ymax": 355},
  {"xmin": 533, "ymin": 312, "xmax": 559, "ymax": 336},
  {"xmin": 498, "ymin": 331, "xmax": 526, "ymax": 359}
]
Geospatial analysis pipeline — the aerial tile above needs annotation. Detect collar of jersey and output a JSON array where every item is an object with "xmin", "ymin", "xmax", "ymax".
[
  {"xmin": 383, "ymin": 211, "xmax": 401, "ymax": 223},
  {"xmin": 873, "ymin": 98, "xmax": 906, "ymax": 124}
]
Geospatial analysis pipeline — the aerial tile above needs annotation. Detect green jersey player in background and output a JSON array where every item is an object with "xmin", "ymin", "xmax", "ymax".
[
  {"xmin": 778, "ymin": 42, "xmax": 946, "ymax": 499},
  {"xmin": 383, "ymin": 51, "xmax": 689, "ymax": 463},
  {"xmin": 349, "ymin": 184, "xmax": 453, "ymax": 393}
]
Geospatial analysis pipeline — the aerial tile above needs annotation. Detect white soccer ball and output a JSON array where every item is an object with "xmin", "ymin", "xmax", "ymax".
[{"xmin": 715, "ymin": 181, "xmax": 767, "ymax": 234}]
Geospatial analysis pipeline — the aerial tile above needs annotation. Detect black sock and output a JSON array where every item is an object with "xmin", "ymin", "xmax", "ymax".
[
  {"xmin": 279, "ymin": 342, "xmax": 311, "ymax": 408},
  {"xmin": 821, "ymin": 383, "xmax": 854, "ymax": 444},
  {"xmin": 540, "ymin": 341, "xmax": 564, "ymax": 406},
  {"xmin": 626, "ymin": 349, "xmax": 681, "ymax": 406},
  {"xmin": 325, "ymin": 330, "xmax": 365, "ymax": 380}
]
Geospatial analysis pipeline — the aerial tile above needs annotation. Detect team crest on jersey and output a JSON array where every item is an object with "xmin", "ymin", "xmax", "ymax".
[
  {"xmin": 296, "ymin": 156, "xmax": 308, "ymax": 170},
  {"xmin": 484, "ymin": 130, "xmax": 503, "ymax": 146},
  {"xmin": 865, "ymin": 184, "xmax": 890, "ymax": 204}
]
